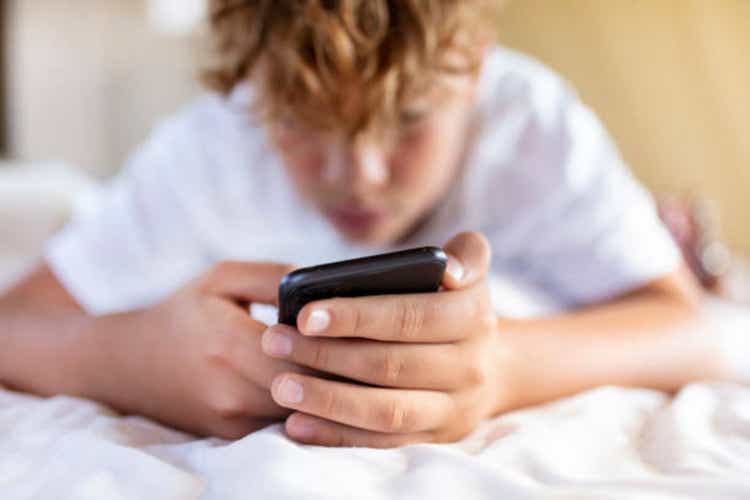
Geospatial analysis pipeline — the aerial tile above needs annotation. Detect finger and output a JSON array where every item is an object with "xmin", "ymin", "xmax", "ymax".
[
  {"xmin": 202, "ymin": 260, "xmax": 296, "ymax": 305},
  {"xmin": 296, "ymin": 285, "xmax": 492, "ymax": 342},
  {"xmin": 223, "ymin": 312, "xmax": 318, "ymax": 389},
  {"xmin": 208, "ymin": 371, "xmax": 292, "ymax": 418},
  {"xmin": 262, "ymin": 324, "xmax": 473, "ymax": 390},
  {"xmin": 205, "ymin": 416, "xmax": 281, "ymax": 440},
  {"xmin": 270, "ymin": 372, "xmax": 453, "ymax": 433},
  {"xmin": 441, "ymin": 231, "xmax": 491, "ymax": 291},
  {"xmin": 285, "ymin": 412, "xmax": 434, "ymax": 448}
]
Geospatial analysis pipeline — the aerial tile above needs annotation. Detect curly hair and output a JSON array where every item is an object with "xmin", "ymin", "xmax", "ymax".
[{"xmin": 202, "ymin": 0, "xmax": 497, "ymax": 135}]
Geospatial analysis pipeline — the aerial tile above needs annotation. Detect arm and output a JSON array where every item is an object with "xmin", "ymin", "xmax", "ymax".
[
  {"xmin": 0, "ymin": 261, "xmax": 313, "ymax": 438},
  {"xmin": 0, "ymin": 265, "xmax": 90, "ymax": 396},
  {"xmin": 256, "ymin": 232, "xmax": 736, "ymax": 448},
  {"xmin": 495, "ymin": 267, "xmax": 731, "ymax": 414}
]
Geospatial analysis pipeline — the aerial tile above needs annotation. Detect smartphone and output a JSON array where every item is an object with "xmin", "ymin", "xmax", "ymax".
[{"xmin": 278, "ymin": 246, "xmax": 448, "ymax": 326}]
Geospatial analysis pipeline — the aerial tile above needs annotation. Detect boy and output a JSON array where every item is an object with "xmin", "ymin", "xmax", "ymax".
[{"xmin": 0, "ymin": 0, "xmax": 736, "ymax": 448}]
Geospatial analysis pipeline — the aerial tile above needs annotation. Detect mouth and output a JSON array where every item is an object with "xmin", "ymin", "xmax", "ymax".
[{"xmin": 325, "ymin": 204, "xmax": 388, "ymax": 233}]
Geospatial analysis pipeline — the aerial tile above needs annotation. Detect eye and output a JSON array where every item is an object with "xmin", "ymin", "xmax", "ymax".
[
  {"xmin": 276, "ymin": 117, "xmax": 305, "ymax": 134},
  {"xmin": 398, "ymin": 108, "xmax": 430, "ymax": 128}
]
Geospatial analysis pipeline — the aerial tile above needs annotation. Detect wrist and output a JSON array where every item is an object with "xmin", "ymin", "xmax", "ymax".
[
  {"xmin": 490, "ymin": 317, "xmax": 554, "ymax": 416},
  {"xmin": 41, "ymin": 313, "xmax": 109, "ymax": 398},
  {"xmin": 488, "ymin": 318, "xmax": 525, "ymax": 417},
  {"xmin": 0, "ymin": 308, "xmax": 96, "ymax": 397},
  {"xmin": 71, "ymin": 314, "xmax": 113, "ymax": 398},
  {"xmin": 74, "ymin": 310, "xmax": 152, "ymax": 411}
]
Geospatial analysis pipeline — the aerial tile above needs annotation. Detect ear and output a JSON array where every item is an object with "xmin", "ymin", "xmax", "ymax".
[
  {"xmin": 465, "ymin": 43, "xmax": 493, "ymax": 101},
  {"xmin": 466, "ymin": 54, "xmax": 487, "ymax": 102}
]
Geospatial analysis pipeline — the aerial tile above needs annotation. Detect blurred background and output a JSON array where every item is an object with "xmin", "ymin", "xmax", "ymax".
[{"xmin": 0, "ymin": 0, "xmax": 748, "ymax": 286}]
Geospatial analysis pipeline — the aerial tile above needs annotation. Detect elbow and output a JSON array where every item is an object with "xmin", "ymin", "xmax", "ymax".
[{"xmin": 644, "ymin": 265, "xmax": 705, "ymax": 311}]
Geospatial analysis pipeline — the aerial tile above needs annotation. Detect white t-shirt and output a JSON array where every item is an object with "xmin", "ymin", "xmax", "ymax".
[{"xmin": 45, "ymin": 46, "xmax": 681, "ymax": 317}]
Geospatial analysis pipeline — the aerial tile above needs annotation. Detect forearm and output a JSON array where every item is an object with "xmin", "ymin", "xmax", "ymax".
[
  {"xmin": 0, "ymin": 300, "xmax": 94, "ymax": 396},
  {"xmin": 495, "ymin": 288, "xmax": 732, "ymax": 414}
]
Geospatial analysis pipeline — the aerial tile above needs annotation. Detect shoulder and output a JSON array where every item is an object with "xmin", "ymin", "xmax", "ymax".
[
  {"xmin": 465, "ymin": 47, "xmax": 586, "ymax": 195},
  {"xmin": 470, "ymin": 45, "xmax": 616, "ymax": 184},
  {"xmin": 148, "ymin": 85, "xmax": 268, "ymax": 154},
  {"xmin": 475, "ymin": 45, "xmax": 575, "ymax": 124},
  {"xmin": 123, "ymin": 84, "xmax": 279, "ymax": 198},
  {"xmin": 464, "ymin": 46, "xmax": 632, "ymax": 238}
]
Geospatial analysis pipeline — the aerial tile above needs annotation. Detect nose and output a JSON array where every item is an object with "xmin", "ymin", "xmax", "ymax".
[{"xmin": 322, "ymin": 137, "xmax": 390, "ymax": 190}]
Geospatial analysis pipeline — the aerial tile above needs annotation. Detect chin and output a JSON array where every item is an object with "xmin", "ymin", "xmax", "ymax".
[
  {"xmin": 339, "ymin": 229, "xmax": 391, "ymax": 246},
  {"xmin": 336, "ymin": 222, "xmax": 404, "ymax": 247}
]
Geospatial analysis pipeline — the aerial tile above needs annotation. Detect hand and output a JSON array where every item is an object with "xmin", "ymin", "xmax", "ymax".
[
  {"xmin": 260, "ymin": 232, "xmax": 507, "ymax": 447},
  {"xmin": 82, "ymin": 261, "xmax": 319, "ymax": 439}
]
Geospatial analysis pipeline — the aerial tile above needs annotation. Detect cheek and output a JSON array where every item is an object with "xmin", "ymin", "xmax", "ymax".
[
  {"xmin": 273, "ymin": 132, "xmax": 327, "ymax": 188},
  {"xmin": 285, "ymin": 151, "xmax": 325, "ymax": 178},
  {"xmin": 390, "ymin": 130, "xmax": 434, "ymax": 181},
  {"xmin": 390, "ymin": 122, "xmax": 461, "ymax": 190},
  {"xmin": 283, "ymin": 152, "xmax": 326, "ymax": 199}
]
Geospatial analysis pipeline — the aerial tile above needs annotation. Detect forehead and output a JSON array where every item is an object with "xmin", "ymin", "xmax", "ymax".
[
  {"xmin": 335, "ymin": 70, "xmax": 479, "ymax": 129},
  {"xmin": 407, "ymin": 71, "xmax": 479, "ymax": 105},
  {"xmin": 255, "ymin": 43, "xmax": 482, "ymax": 137}
]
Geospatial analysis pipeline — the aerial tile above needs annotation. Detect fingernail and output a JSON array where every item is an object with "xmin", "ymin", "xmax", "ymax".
[
  {"xmin": 306, "ymin": 308, "xmax": 330, "ymax": 334},
  {"xmin": 446, "ymin": 257, "xmax": 465, "ymax": 282},
  {"xmin": 262, "ymin": 329, "xmax": 292, "ymax": 357},
  {"xmin": 276, "ymin": 378, "xmax": 304, "ymax": 404}
]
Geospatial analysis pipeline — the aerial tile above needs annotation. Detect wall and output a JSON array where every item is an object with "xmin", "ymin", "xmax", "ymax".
[
  {"xmin": 6, "ymin": 0, "xmax": 201, "ymax": 177},
  {"xmin": 497, "ymin": 0, "xmax": 750, "ymax": 256},
  {"xmin": 5, "ymin": 1, "xmax": 749, "ymax": 255}
]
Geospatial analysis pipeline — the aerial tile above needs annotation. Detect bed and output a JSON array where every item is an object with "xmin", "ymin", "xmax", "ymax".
[
  {"xmin": 1, "ymin": 164, "xmax": 749, "ymax": 499},
  {"xmin": 2, "ymin": 379, "xmax": 749, "ymax": 499}
]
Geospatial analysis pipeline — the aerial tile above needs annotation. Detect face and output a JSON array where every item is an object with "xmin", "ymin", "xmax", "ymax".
[{"xmin": 268, "ymin": 72, "xmax": 480, "ymax": 246}]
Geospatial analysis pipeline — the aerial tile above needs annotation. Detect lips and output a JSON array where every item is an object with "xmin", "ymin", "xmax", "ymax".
[{"xmin": 326, "ymin": 205, "xmax": 387, "ymax": 232}]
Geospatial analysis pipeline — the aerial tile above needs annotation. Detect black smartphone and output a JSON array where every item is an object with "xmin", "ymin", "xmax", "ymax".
[{"xmin": 278, "ymin": 246, "xmax": 448, "ymax": 326}]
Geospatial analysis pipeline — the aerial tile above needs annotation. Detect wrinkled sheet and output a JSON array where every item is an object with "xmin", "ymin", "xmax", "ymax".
[
  {"xmin": 2, "ymin": 261, "xmax": 749, "ymax": 499},
  {"xmin": 4, "ymin": 159, "xmax": 750, "ymax": 500},
  {"xmin": 1, "ymin": 381, "xmax": 749, "ymax": 500}
]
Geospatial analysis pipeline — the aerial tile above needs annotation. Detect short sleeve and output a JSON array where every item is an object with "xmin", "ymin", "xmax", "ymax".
[
  {"xmin": 477, "ymin": 70, "xmax": 681, "ymax": 306},
  {"xmin": 45, "ymin": 119, "xmax": 211, "ymax": 315}
]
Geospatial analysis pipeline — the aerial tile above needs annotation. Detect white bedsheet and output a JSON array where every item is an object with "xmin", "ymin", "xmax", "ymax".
[
  {"xmin": 2, "ymin": 277, "xmax": 750, "ymax": 499},
  {"xmin": 2, "ymin": 166, "xmax": 749, "ymax": 499},
  {"xmin": 1, "ymin": 380, "xmax": 749, "ymax": 500}
]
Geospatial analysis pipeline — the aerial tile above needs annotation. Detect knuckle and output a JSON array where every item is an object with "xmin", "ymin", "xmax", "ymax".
[
  {"xmin": 436, "ymin": 424, "xmax": 472, "ymax": 444},
  {"xmin": 206, "ymin": 315, "xmax": 250, "ymax": 365},
  {"xmin": 375, "ymin": 347, "xmax": 404, "ymax": 386},
  {"xmin": 466, "ymin": 231, "xmax": 492, "ymax": 263},
  {"xmin": 224, "ymin": 308, "xmax": 249, "ymax": 333},
  {"xmin": 311, "ymin": 342, "xmax": 331, "ymax": 370},
  {"xmin": 199, "ymin": 261, "xmax": 233, "ymax": 293},
  {"xmin": 213, "ymin": 418, "xmax": 272, "ymax": 440},
  {"xmin": 478, "ymin": 308, "xmax": 497, "ymax": 332},
  {"xmin": 210, "ymin": 260, "xmax": 233, "ymax": 281},
  {"xmin": 213, "ymin": 425, "xmax": 248, "ymax": 440},
  {"xmin": 349, "ymin": 302, "xmax": 363, "ymax": 335},
  {"xmin": 471, "ymin": 292, "xmax": 497, "ymax": 332},
  {"xmin": 464, "ymin": 354, "xmax": 489, "ymax": 386},
  {"xmin": 379, "ymin": 399, "xmax": 410, "ymax": 433},
  {"xmin": 321, "ymin": 388, "xmax": 338, "ymax": 417},
  {"xmin": 206, "ymin": 391, "xmax": 246, "ymax": 419},
  {"xmin": 476, "ymin": 233, "xmax": 492, "ymax": 263},
  {"xmin": 280, "ymin": 263, "xmax": 297, "ymax": 276},
  {"xmin": 205, "ymin": 330, "xmax": 235, "ymax": 365},
  {"xmin": 421, "ymin": 431, "xmax": 439, "ymax": 444},
  {"xmin": 331, "ymin": 431, "xmax": 347, "ymax": 448},
  {"xmin": 395, "ymin": 300, "xmax": 424, "ymax": 340}
]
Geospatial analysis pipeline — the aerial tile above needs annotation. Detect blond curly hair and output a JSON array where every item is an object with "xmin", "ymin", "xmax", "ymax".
[{"xmin": 203, "ymin": 0, "xmax": 497, "ymax": 135}]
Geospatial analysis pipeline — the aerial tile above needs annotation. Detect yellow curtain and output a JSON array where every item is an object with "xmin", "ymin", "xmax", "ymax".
[{"xmin": 497, "ymin": 0, "xmax": 750, "ymax": 256}]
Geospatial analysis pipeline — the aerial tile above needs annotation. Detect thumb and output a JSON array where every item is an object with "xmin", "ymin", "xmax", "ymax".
[
  {"xmin": 442, "ymin": 231, "xmax": 491, "ymax": 291},
  {"xmin": 201, "ymin": 261, "xmax": 296, "ymax": 306}
]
